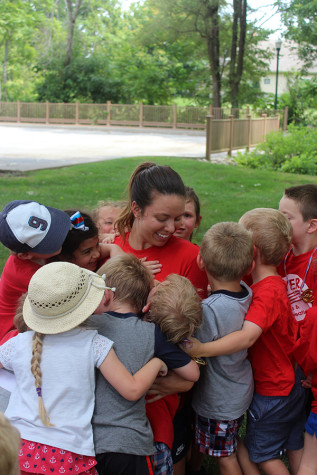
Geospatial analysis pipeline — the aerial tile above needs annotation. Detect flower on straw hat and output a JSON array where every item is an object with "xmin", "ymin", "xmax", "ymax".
[{"xmin": 23, "ymin": 262, "xmax": 106, "ymax": 334}]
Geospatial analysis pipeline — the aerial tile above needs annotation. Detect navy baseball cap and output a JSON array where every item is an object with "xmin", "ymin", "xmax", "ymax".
[{"xmin": 0, "ymin": 200, "xmax": 71, "ymax": 254}]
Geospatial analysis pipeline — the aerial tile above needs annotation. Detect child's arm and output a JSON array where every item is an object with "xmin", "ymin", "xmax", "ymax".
[
  {"xmin": 99, "ymin": 243, "xmax": 124, "ymax": 259},
  {"xmin": 293, "ymin": 307, "xmax": 317, "ymax": 374},
  {"xmin": 99, "ymin": 348, "xmax": 167, "ymax": 401},
  {"xmin": 183, "ymin": 320, "xmax": 262, "ymax": 358},
  {"xmin": 172, "ymin": 359, "xmax": 199, "ymax": 381},
  {"xmin": 152, "ymin": 327, "xmax": 200, "ymax": 382},
  {"xmin": 99, "ymin": 232, "xmax": 118, "ymax": 244},
  {"xmin": 146, "ymin": 370, "xmax": 195, "ymax": 403}
]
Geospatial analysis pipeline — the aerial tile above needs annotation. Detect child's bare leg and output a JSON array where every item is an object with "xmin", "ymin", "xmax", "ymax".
[
  {"xmin": 259, "ymin": 458, "xmax": 290, "ymax": 475},
  {"xmin": 189, "ymin": 445, "xmax": 205, "ymax": 472},
  {"xmin": 236, "ymin": 438, "xmax": 261, "ymax": 475},
  {"xmin": 173, "ymin": 456, "xmax": 186, "ymax": 475},
  {"xmin": 297, "ymin": 432, "xmax": 317, "ymax": 475},
  {"xmin": 287, "ymin": 448, "xmax": 303, "ymax": 474},
  {"xmin": 217, "ymin": 452, "xmax": 242, "ymax": 475}
]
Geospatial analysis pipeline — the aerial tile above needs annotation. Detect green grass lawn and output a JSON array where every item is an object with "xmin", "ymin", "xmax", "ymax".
[
  {"xmin": 0, "ymin": 156, "xmax": 315, "ymax": 272},
  {"xmin": 0, "ymin": 156, "xmax": 312, "ymax": 473}
]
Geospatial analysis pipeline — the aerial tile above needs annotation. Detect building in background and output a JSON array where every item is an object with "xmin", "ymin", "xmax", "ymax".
[{"xmin": 259, "ymin": 39, "xmax": 317, "ymax": 96}]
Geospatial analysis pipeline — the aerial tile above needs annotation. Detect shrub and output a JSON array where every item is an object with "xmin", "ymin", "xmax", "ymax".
[{"xmin": 236, "ymin": 126, "xmax": 317, "ymax": 175}]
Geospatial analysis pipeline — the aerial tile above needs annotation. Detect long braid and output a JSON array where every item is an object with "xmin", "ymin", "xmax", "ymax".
[{"xmin": 30, "ymin": 332, "xmax": 54, "ymax": 427}]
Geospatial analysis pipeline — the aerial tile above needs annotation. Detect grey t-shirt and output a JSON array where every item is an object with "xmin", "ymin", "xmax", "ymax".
[
  {"xmin": 91, "ymin": 311, "xmax": 191, "ymax": 456},
  {"xmin": 192, "ymin": 282, "xmax": 254, "ymax": 421}
]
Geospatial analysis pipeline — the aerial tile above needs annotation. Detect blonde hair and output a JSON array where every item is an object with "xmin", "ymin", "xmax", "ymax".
[
  {"xmin": 200, "ymin": 222, "xmax": 254, "ymax": 281},
  {"xmin": 13, "ymin": 293, "xmax": 29, "ymax": 333},
  {"xmin": 239, "ymin": 208, "xmax": 292, "ymax": 266},
  {"xmin": 92, "ymin": 200, "xmax": 127, "ymax": 223},
  {"xmin": 0, "ymin": 412, "xmax": 21, "ymax": 475},
  {"xmin": 98, "ymin": 253, "xmax": 153, "ymax": 314},
  {"xmin": 147, "ymin": 274, "xmax": 202, "ymax": 344},
  {"xmin": 31, "ymin": 333, "xmax": 53, "ymax": 427}
]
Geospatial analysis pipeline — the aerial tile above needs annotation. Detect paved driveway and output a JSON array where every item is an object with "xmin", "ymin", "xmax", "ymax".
[{"xmin": 0, "ymin": 123, "xmax": 207, "ymax": 171}]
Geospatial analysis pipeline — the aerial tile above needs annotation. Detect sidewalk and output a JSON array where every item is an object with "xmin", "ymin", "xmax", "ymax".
[{"xmin": 0, "ymin": 123, "xmax": 237, "ymax": 171}]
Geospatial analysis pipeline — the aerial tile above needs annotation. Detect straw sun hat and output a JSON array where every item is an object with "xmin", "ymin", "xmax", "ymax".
[{"xmin": 23, "ymin": 261, "xmax": 106, "ymax": 334}]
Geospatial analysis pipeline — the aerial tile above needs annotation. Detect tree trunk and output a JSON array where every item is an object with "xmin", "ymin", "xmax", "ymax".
[
  {"xmin": 207, "ymin": 36, "xmax": 221, "ymax": 107},
  {"xmin": 203, "ymin": 1, "xmax": 222, "ymax": 107},
  {"xmin": 2, "ymin": 40, "xmax": 9, "ymax": 101},
  {"xmin": 64, "ymin": 0, "xmax": 82, "ymax": 66},
  {"xmin": 229, "ymin": 0, "xmax": 247, "ymax": 107}
]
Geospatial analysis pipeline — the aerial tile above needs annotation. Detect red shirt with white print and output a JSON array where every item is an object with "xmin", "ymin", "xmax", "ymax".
[{"xmin": 277, "ymin": 248, "xmax": 317, "ymax": 324}]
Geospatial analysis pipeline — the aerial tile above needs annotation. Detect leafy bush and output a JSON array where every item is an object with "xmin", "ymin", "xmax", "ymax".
[
  {"xmin": 236, "ymin": 125, "xmax": 317, "ymax": 175},
  {"xmin": 278, "ymin": 74, "xmax": 317, "ymax": 126}
]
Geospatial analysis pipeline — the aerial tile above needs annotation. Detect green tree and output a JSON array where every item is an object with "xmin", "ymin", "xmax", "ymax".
[
  {"xmin": 279, "ymin": 73, "xmax": 317, "ymax": 125},
  {"xmin": 276, "ymin": 0, "xmax": 317, "ymax": 65},
  {"xmin": 137, "ymin": 0, "xmax": 272, "ymax": 107},
  {"xmin": 35, "ymin": 0, "xmax": 124, "ymax": 102},
  {"xmin": 0, "ymin": 0, "xmax": 43, "ymax": 100},
  {"xmin": 229, "ymin": 0, "xmax": 247, "ymax": 106}
]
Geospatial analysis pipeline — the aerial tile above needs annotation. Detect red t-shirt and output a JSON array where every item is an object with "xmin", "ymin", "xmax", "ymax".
[
  {"xmin": 293, "ymin": 307, "xmax": 317, "ymax": 414},
  {"xmin": 114, "ymin": 233, "xmax": 208, "ymax": 298},
  {"xmin": 245, "ymin": 276, "xmax": 298, "ymax": 396},
  {"xmin": 277, "ymin": 248, "xmax": 317, "ymax": 323},
  {"xmin": 145, "ymin": 394, "xmax": 179, "ymax": 450},
  {"xmin": 0, "ymin": 329, "xmax": 18, "ymax": 345},
  {"xmin": 0, "ymin": 256, "xmax": 41, "ymax": 341}
]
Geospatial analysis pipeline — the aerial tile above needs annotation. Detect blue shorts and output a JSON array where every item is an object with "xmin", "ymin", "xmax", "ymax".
[
  {"xmin": 245, "ymin": 372, "xmax": 307, "ymax": 463},
  {"xmin": 305, "ymin": 411, "xmax": 317, "ymax": 437},
  {"xmin": 153, "ymin": 442, "xmax": 173, "ymax": 475},
  {"xmin": 194, "ymin": 413, "xmax": 244, "ymax": 458}
]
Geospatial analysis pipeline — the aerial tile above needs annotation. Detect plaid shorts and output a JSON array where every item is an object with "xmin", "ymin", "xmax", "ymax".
[
  {"xmin": 153, "ymin": 442, "xmax": 174, "ymax": 475},
  {"xmin": 194, "ymin": 413, "xmax": 244, "ymax": 457}
]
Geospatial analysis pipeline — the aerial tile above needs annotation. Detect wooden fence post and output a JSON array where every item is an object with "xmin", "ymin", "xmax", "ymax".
[
  {"xmin": 17, "ymin": 100, "xmax": 21, "ymax": 123},
  {"xmin": 75, "ymin": 101, "xmax": 79, "ymax": 125},
  {"xmin": 107, "ymin": 101, "xmax": 111, "ymax": 126},
  {"xmin": 262, "ymin": 113, "xmax": 267, "ymax": 141},
  {"xmin": 205, "ymin": 115, "xmax": 213, "ymax": 160},
  {"xmin": 276, "ymin": 113, "xmax": 280, "ymax": 132},
  {"xmin": 283, "ymin": 106, "xmax": 288, "ymax": 131},
  {"xmin": 139, "ymin": 103, "xmax": 143, "ymax": 127},
  {"xmin": 46, "ymin": 101, "xmax": 49, "ymax": 124},
  {"xmin": 228, "ymin": 115, "xmax": 234, "ymax": 156},
  {"xmin": 173, "ymin": 104, "xmax": 177, "ymax": 129},
  {"xmin": 247, "ymin": 114, "xmax": 252, "ymax": 151}
]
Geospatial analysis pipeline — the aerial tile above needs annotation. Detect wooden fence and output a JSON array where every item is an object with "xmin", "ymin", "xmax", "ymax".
[
  {"xmin": 205, "ymin": 113, "xmax": 282, "ymax": 159},
  {"xmin": 0, "ymin": 100, "xmax": 286, "ymax": 158},
  {"xmin": 0, "ymin": 100, "xmax": 285, "ymax": 130}
]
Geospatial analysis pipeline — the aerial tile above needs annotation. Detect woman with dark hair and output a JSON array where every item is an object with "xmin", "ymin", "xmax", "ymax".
[
  {"xmin": 114, "ymin": 162, "xmax": 208, "ymax": 475},
  {"xmin": 115, "ymin": 162, "xmax": 207, "ymax": 296}
]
